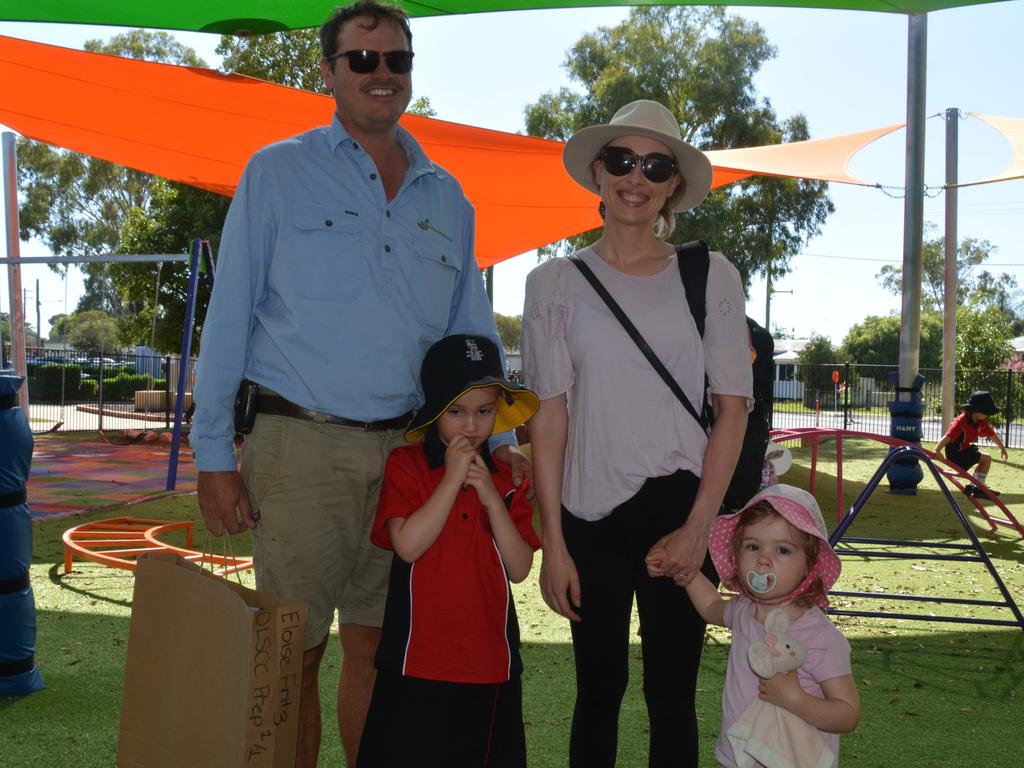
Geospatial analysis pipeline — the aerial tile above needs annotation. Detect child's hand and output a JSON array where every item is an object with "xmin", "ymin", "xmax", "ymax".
[
  {"xmin": 444, "ymin": 435, "xmax": 476, "ymax": 486},
  {"xmin": 464, "ymin": 454, "xmax": 502, "ymax": 507},
  {"xmin": 645, "ymin": 547, "xmax": 667, "ymax": 578},
  {"xmin": 1000, "ymin": 447, "xmax": 1008, "ymax": 461},
  {"xmin": 758, "ymin": 669, "xmax": 804, "ymax": 711}
]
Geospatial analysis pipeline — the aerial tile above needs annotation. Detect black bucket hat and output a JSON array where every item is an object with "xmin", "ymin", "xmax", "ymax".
[
  {"xmin": 405, "ymin": 334, "xmax": 539, "ymax": 443},
  {"xmin": 962, "ymin": 391, "xmax": 999, "ymax": 416}
]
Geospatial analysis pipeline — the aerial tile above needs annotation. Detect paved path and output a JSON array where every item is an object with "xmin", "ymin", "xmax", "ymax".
[{"xmin": 28, "ymin": 433, "xmax": 196, "ymax": 521}]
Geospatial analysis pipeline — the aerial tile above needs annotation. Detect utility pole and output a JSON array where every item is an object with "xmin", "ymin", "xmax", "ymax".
[
  {"xmin": 764, "ymin": 268, "xmax": 792, "ymax": 334},
  {"xmin": 3, "ymin": 132, "xmax": 28, "ymax": 411}
]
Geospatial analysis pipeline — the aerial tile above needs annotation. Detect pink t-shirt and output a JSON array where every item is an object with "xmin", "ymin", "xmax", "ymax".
[
  {"xmin": 521, "ymin": 247, "xmax": 752, "ymax": 519},
  {"xmin": 718, "ymin": 597, "xmax": 852, "ymax": 768}
]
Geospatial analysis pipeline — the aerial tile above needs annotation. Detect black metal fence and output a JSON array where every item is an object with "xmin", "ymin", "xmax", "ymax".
[
  {"xmin": 4, "ymin": 346, "xmax": 196, "ymax": 433},
  {"xmin": 773, "ymin": 363, "xmax": 1024, "ymax": 449},
  {"xmin": 6, "ymin": 347, "xmax": 1024, "ymax": 449}
]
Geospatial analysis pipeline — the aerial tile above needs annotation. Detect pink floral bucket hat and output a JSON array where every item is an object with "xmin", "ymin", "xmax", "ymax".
[{"xmin": 708, "ymin": 484, "xmax": 841, "ymax": 610}]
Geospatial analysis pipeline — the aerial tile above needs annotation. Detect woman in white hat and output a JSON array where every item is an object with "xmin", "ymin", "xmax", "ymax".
[{"xmin": 521, "ymin": 100, "xmax": 752, "ymax": 766}]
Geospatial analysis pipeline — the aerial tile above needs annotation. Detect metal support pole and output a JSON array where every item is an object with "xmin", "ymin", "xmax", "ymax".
[
  {"xmin": 897, "ymin": 14, "xmax": 927, "ymax": 402},
  {"xmin": 2, "ymin": 132, "xmax": 29, "ymax": 412},
  {"xmin": 166, "ymin": 240, "xmax": 204, "ymax": 491},
  {"xmin": 942, "ymin": 107, "xmax": 958, "ymax": 430}
]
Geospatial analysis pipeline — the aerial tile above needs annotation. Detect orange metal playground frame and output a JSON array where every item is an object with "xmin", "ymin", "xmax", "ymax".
[
  {"xmin": 62, "ymin": 517, "xmax": 253, "ymax": 577},
  {"xmin": 771, "ymin": 427, "xmax": 1023, "ymax": 539}
]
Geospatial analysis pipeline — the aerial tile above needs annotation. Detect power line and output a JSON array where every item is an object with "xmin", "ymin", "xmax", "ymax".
[{"xmin": 794, "ymin": 251, "xmax": 1024, "ymax": 267}]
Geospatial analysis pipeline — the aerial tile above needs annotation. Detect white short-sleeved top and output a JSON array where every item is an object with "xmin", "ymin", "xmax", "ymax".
[{"xmin": 521, "ymin": 246, "xmax": 752, "ymax": 520}]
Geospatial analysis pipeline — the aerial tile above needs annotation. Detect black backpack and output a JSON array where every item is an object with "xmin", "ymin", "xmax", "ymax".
[{"xmin": 678, "ymin": 241, "xmax": 775, "ymax": 511}]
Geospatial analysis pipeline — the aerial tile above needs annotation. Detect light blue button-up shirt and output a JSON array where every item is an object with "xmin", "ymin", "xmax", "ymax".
[{"xmin": 191, "ymin": 116, "xmax": 508, "ymax": 472}]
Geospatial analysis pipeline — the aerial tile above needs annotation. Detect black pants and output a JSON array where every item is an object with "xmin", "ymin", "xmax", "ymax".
[
  {"xmin": 562, "ymin": 470, "xmax": 716, "ymax": 768},
  {"xmin": 358, "ymin": 669, "xmax": 526, "ymax": 768}
]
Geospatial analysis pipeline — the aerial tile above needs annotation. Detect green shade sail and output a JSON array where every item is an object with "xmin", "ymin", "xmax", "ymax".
[{"xmin": 0, "ymin": 1, "xmax": 1010, "ymax": 34}]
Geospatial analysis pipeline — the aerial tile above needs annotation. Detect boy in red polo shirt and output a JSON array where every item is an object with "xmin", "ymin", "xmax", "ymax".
[
  {"xmin": 935, "ymin": 390, "xmax": 1008, "ymax": 498},
  {"xmin": 358, "ymin": 334, "xmax": 540, "ymax": 768}
]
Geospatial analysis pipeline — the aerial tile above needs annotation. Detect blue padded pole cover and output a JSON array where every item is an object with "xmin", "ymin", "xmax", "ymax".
[{"xmin": 0, "ymin": 373, "xmax": 44, "ymax": 696}]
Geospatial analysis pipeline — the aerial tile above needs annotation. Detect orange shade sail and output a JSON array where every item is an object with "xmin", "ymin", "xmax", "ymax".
[
  {"xmin": 0, "ymin": 35, "xmax": 603, "ymax": 267},
  {"xmin": 706, "ymin": 123, "xmax": 906, "ymax": 186},
  {"xmin": 1, "ymin": 35, "xmax": 914, "ymax": 267},
  {"xmin": 962, "ymin": 113, "xmax": 1024, "ymax": 186}
]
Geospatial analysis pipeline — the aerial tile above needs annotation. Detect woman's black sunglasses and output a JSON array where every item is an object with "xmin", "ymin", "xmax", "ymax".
[
  {"xmin": 327, "ymin": 49, "xmax": 415, "ymax": 75},
  {"xmin": 601, "ymin": 146, "xmax": 678, "ymax": 183}
]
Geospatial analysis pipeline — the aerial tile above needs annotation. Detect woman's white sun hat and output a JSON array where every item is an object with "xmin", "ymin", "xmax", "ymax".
[{"xmin": 562, "ymin": 99, "xmax": 713, "ymax": 212}]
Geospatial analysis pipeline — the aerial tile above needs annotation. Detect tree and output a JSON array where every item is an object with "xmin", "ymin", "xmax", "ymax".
[
  {"xmin": 956, "ymin": 305, "xmax": 1014, "ymax": 370},
  {"xmin": 408, "ymin": 96, "xmax": 437, "ymax": 117},
  {"xmin": 16, "ymin": 31, "xmax": 209, "ymax": 317},
  {"xmin": 493, "ymin": 313, "xmax": 522, "ymax": 351},
  {"xmin": 954, "ymin": 304, "xmax": 1015, "ymax": 412},
  {"xmin": 523, "ymin": 6, "xmax": 833, "ymax": 287},
  {"xmin": 216, "ymin": 30, "xmax": 322, "ymax": 91},
  {"xmin": 1, "ymin": 312, "xmax": 40, "ymax": 351},
  {"xmin": 840, "ymin": 312, "xmax": 943, "ymax": 370},
  {"xmin": 795, "ymin": 334, "xmax": 839, "ymax": 407},
  {"xmin": 66, "ymin": 310, "xmax": 121, "ymax": 355},
  {"xmin": 876, "ymin": 224, "xmax": 1023, "ymax": 333},
  {"xmin": 111, "ymin": 180, "xmax": 230, "ymax": 352},
  {"xmin": 48, "ymin": 313, "xmax": 71, "ymax": 343}
]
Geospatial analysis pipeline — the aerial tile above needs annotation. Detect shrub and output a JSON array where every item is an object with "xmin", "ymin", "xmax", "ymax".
[
  {"xmin": 79, "ymin": 379, "xmax": 98, "ymax": 400},
  {"xmin": 28, "ymin": 364, "xmax": 81, "ymax": 402},
  {"xmin": 101, "ymin": 374, "xmax": 155, "ymax": 401}
]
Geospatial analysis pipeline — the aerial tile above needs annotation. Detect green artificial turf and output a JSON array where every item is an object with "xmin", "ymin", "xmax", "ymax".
[{"xmin": 2, "ymin": 437, "xmax": 1022, "ymax": 766}]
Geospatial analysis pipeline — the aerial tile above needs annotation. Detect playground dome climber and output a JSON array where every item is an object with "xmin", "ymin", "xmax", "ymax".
[{"xmin": 0, "ymin": 373, "xmax": 44, "ymax": 697}]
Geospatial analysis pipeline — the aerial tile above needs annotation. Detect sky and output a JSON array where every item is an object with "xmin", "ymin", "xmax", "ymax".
[{"xmin": 2, "ymin": 2, "xmax": 1023, "ymax": 345}]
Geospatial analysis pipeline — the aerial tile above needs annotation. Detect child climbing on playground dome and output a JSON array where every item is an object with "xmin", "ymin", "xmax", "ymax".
[
  {"xmin": 649, "ymin": 484, "xmax": 860, "ymax": 767},
  {"xmin": 934, "ymin": 390, "xmax": 1008, "ymax": 498}
]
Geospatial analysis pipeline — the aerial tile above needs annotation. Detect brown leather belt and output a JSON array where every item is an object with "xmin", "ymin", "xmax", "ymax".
[{"xmin": 256, "ymin": 392, "xmax": 413, "ymax": 432}]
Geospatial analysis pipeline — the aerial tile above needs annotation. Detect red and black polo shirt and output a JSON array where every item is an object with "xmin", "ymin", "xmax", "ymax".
[
  {"xmin": 371, "ymin": 442, "xmax": 540, "ymax": 684},
  {"xmin": 945, "ymin": 410, "xmax": 996, "ymax": 450}
]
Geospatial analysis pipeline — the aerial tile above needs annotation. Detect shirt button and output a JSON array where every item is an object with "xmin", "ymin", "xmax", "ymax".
[
  {"xmin": 384, "ymin": 245, "xmax": 391, "ymax": 253},
  {"xmin": 325, "ymin": 219, "xmax": 333, "ymax": 227},
  {"xmin": 353, "ymin": 142, "xmax": 360, "ymax": 150},
  {"xmin": 385, "ymin": 210, "xmax": 391, "ymax": 218},
  {"xmin": 462, "ymin": 513, "xmax": 469, "ymax": 520},
  {"xmin": 370, "ymin": 173, "xmax": 378, "ymax": 180},
  {"xmin": 440, "ymin": 254, "xmax": 447, "ymax": 263}
]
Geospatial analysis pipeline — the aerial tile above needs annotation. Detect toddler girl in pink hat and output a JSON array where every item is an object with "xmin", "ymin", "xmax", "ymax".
[{"xmin": 648, "ymin": 484, "xmax": 859, "ymax": 767}]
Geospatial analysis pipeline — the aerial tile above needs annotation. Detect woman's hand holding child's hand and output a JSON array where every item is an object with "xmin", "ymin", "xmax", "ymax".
[
  {"xmin": 646, "ymin": 520, "xmax": 710, "ymax": 584},
  {"xmin": 645, "ymin": 548, "xmax": 667, "ymax": 578}
]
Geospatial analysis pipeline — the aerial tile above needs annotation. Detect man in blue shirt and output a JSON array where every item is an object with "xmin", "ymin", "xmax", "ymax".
[{"xmin": 191, "ymin": 3, "xmax": 526, "ymax": 765}]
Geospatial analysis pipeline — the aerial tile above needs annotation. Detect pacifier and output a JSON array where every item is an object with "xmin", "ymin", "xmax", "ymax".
[{"xmin": 746, "ymin": 570, "xmax": 777, "ymax": 594}]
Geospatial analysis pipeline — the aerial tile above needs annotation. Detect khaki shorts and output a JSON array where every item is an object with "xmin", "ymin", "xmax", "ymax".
[{"xmin": 242, "ymin": 413, "xmax": 405, "ymax": 650}]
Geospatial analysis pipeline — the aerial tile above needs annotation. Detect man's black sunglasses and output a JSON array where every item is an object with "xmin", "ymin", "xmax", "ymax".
[
  {"xmin": 601, "ymin": 146, "xmax": 678, "ymax": 183},
  {"xmin": 327, "ymin": 49, "xmax": 414, "ymax": 75}
]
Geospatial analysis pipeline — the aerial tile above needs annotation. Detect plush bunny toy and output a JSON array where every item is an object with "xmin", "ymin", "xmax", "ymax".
[
  {"xmin": 728, "ymin": 608, "xmax": 833, "ymax": 768},
  {"xmin": 748, "ymin": 608, "xmax": 807, "ymax": 679}
]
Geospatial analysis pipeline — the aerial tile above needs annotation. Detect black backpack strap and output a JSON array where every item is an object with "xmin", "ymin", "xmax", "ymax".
[
  {"xmin": 676, "ymin": 240, "xmax": 714, "ymax": 428},
  {"xmin": 569, "ymin": 255, "xmax": 709, "ymax": 434},
  {"xmin": 677, "ymin": 240, "xmax": 710, "ymax": 337}
]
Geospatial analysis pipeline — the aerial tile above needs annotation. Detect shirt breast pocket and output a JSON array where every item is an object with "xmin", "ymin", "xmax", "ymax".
[
  {"xmin": 282, "ymin": 206, "xmax": 365, "ymax": 301},
  {"xmin": 407, "ymin": 247, "xmax": 462, "ymax": 335}
]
